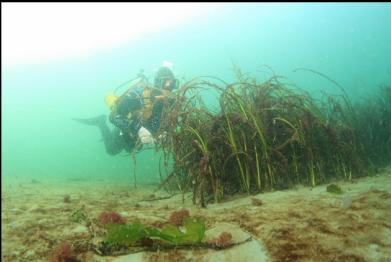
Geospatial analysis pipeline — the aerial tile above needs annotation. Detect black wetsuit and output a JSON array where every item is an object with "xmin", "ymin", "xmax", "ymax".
[{"xmin": 100, "ymin": 88, "xmax": 166, "ymax": 155}]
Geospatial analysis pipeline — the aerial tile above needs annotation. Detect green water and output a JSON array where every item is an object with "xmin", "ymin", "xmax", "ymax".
[{"xmin": 2, "ymin": 3, "xmax": 391, "ymax": 184}]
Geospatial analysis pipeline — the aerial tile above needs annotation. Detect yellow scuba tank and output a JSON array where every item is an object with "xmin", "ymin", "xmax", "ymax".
[
  {"xmin": 140, "ymin": 87, "xmax": 153, "ymax": 120},
  {"xmin": 105, "ymin": 92, "xmax": 119, "ymax": 109},
  {"xmin": 105, "ymin": 73, "xmax": 146, "ymax": 109},
  {"xmin": 105, "ymin": 71, "xmax": 154, "ymax": 122}
]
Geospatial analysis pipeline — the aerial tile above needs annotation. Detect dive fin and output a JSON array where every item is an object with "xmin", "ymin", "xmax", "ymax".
[{"xmin": 72, "ymin": 115, "xmax": 106, "ymax": 126}]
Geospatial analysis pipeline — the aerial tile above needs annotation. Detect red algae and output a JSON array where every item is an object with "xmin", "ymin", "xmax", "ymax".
[
  {"xmin": 98, "ymin": 211, "xmax": 126, "ymax": 226},
  {"xmin": 169, "ymin": 209, "xmax": 190, "ymax": 226},
  {"xmin": 214, "ymin": 232, "xmax": 233, "ymax": 248},
  {"xmin": 50, "ymin": 242, "xmax": 79, "ymax": 262}
]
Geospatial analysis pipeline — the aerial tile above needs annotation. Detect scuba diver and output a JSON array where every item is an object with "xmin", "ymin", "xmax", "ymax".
[{"xmin": 73, "ymin": 66, "xmax": 178, "ymax": 155}]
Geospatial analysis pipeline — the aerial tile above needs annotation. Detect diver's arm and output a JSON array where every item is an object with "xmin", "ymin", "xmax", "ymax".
[
  {"xmin": 154, "ymin": 95, "xmax": 165, "ymax": 101},
  {"xmin": 110, "ymin": 114, "xmax": 131, "ymax": 131},
  {"xmin": 154, "ymin": 89, "xmax": 171, "ymax": 101},
  {"xmin": 111, "ymin": 113, "xmax": 154, "ymax": 144},
  {"xmin": 109, "ymin": 111, "xmax": 141, "ymax": 134}
]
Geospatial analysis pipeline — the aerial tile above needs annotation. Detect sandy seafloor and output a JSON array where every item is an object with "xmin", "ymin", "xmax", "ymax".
[{"xmin": 2, "ymin": 166, "xmax": 391, "ymax": 262}]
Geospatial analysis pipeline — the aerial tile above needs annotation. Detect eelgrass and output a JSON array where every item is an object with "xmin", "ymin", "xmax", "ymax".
[{"xmin": 155, "ymin": 69, "xmax": 391, "ymax": 207}]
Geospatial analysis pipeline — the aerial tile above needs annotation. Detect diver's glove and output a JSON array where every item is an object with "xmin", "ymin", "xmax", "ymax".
[
  {"xmin": 138, "ymin": 126, "xmax": 155, "ymax": 145},
  {"xmin": 157, "ymin": 131, "xmax": 167, "ymax": 141}
]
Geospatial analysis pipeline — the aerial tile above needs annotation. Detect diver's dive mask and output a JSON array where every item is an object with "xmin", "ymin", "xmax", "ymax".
[
  {"xmin": 154, "ymin": 66, "xmax": 179, "ymax": 91},
  {"xmin": 160, "ymin": 78, "xmax": 179, "ymax": 91}
]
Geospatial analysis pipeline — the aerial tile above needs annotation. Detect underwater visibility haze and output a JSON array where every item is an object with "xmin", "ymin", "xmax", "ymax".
[
  {"xmin": 2, "ymin": 3, "xmax": 391, "ymax": 261},
  {"xmin": 2, "ymin": 3, "xmax": 391, "ymax": 183}
]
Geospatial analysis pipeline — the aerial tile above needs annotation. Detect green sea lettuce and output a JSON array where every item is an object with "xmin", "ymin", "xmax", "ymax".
[
  {"xmin": 105, "ymin": 221, "xmax": 148, "ymax": 247},
  {"xmin": 104, "ymin": 217, "xmax": 205, "ymax": 248},
  {"xmin": 161, "ymin": 217, "xmax": 205, "ymax": 244},
  {"xmin": 181, "ymin": 216, "xmax": 205, "ymax": 243}
]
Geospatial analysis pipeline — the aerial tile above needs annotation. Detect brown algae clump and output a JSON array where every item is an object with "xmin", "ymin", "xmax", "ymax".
[{"xmin": 326, "ymin": 184, "xmax": 343, "ymax": 194}]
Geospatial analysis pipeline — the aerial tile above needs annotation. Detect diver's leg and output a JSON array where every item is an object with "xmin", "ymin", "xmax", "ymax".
[
  {"xmin": 73, "ymin": 115, "xmax": 124, "ymax": 155},
  {"xmin": 104, "ymin": 128, "xmax": 125, "ymax": 155}
]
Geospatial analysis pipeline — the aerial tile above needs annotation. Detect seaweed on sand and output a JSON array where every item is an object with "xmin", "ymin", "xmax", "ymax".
[
  {"xmin": 351, "ymin": 84, "xmax": 391, "ymax": 167},
  {"xmin": 326, "ymin": 184, "xmax": 344, "ymax": 194},
  {"xmin": 97, "ymin": 217, "xmax": 206, "ymax": 255},
  {"xmin": 154, "ymin": 67, "xmax": 390, "ymax": 207},
  {"xmin": 96, "ymin": 216, "xmax": 252, "ymax": 256}
]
